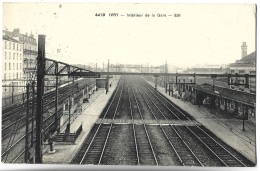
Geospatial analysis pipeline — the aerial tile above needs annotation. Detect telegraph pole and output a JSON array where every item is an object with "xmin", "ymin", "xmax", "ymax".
[
  {"xmin": 31, "ymin": 81, "xmax": 35, "ymax": 147},
  {"xmin": 35, "ymin": 35, "xmax": 45, "ymax": 163},
  {"xmin": 242, "ymin": 106, "xmax": 246, "ymax": 131},
  {"xmin": 211, "ymin": 75, "xmax": 217, "ymax": 114},
  {"xmin": 11, "ymin": 81, "xmax": 14, "ymax": 104},
  {"xmin": 55, "ymin": 71, "xmax": 59, "ymax": 133},
  {"xmin": 106, "ymin": 59, "xmax": 109, "ymax": 94},
  {"xmin": 25, "ymin": 83, "xmax": 30, "ymax": 163},
  {"xmin": 165, "ymin": 61, "xmax": 168, "ymax": 93}
]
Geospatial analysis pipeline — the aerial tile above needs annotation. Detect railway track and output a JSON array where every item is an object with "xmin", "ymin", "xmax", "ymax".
[
  {"xmin": 133, "ymin": 77, "xmax": 203, "ymax": 166},
  {"xmin": 137, "ymin": 76, "xmax": 254, "ymax": 166},
  {"xmin": 2, "ymin": 79, "xmax": 95, "ymax": 163},
  {"xmin": 71, "ymin": 75, "xmax": 254, "ymax": 166},
  {"xmin": 72, "ymin": 78, "xmax": 123, "ymax": 164}
]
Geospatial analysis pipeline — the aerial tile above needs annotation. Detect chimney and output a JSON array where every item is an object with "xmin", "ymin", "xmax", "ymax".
[
  {"xmin": 241, "ymin": 42, "xmax": 247, "ymax": 58},
  {"xmin": 30, "ymin": 31, "xmax": 34, "ymax": 38},
  {"xmin": 13, "ymin": 28, "xmax": 20, "ymax": 33}
]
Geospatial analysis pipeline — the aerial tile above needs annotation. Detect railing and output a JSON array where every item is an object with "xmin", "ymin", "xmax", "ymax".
[{"xmin": 55, "ymin": 124, "xmax": 83, "ymax": 143}]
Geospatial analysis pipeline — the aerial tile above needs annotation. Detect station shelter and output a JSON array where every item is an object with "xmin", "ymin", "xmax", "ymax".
[{"xmin": 176, "ymin": 83, "xmax": 256, "ymax": 123}]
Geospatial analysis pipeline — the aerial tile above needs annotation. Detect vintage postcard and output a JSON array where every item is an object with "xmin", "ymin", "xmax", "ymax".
[{"xmin": 1, "ymin": 2, "xmax": 257, "ymax": 170}]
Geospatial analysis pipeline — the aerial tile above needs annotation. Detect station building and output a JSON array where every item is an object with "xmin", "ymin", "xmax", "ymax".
[
  {"xmin": 179, "ymin": 83, "xmax": 256, "ymax": 123},
  {"xmin": 170, "ymin": 42, "xmax": 256, "ymax": 124}
]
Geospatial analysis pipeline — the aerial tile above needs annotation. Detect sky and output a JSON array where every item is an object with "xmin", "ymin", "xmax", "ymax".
[{"xmin": 3, "ymin": 3, "xmax": 256, "ymax": 68}]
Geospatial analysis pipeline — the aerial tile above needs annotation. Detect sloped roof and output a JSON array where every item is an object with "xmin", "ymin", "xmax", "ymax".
[
  {"xmin": 240, "ymin": 51, "xmax": 256, "ymax": 62},
  {"xmin": 2, "ymin": 35, "xmax": 19, "ymax": 43},
  {"xmin": 229, "ymin": 51, "xmax": 256, "ymax": 68}
]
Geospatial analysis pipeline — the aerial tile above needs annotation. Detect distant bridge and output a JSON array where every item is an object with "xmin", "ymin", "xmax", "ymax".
[{"xmin": 70, "ymin": 71, "xmax": 256, "ymax": 78}]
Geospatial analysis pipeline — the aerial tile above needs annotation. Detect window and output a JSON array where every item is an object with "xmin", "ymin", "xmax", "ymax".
[
  {"xmin": 9, "ymin": 73, "xmax": 11, "ymax": 79},
  {"xmin": 17, "ymin": 72, "xmax": 18, "ymax": 79},
  {"xmin": 13, "ymin": 73, "xmax": 15, "ymax": 79},
  {"xmin": 5, "ymin": 52, "xmax": 7, "ymax": 59},
  {"xmin": 20, "ymin": 45, "xmax": 22, "ymax": 51},
  {"xmin": 9, "ymin": 63, "xmax": 11, "ymax": 70},
  {"xmin": 239, "ymin": 70, "xmax": 245, "ymax": 74},
  {"xmin": 13, "ymin": 43, "xmax": 15, "ymax": 50},
  {"xmin": 4, "ymin": 74, "xmax": 6, "ymax": 80},
  {"xmin": 17, "ymin": 63, "xmax": 18, "ymax": 70},
  {"xmin": 17, "ymin": 44, "xmax": 18, "ymax": 51},
  {"xmin": 13, "ymin": 53, "xmax": 15, "ymax": 60},
  {"xmin": 13, "ymin": 63, "xmax": 15, "ymax": 70},
  {"xmin": 20, "ymin": 72, "xmax": 22, "ymax": 79},
  {"xmin": 9, "ymin": 42, "xmax": 11, "ymax": 49},
  {"xmin": 20, "ymin": 63, "xmax": 21, "ymax": 69},
  {"xmin": 250, "ymin": 71, "xmax": 256, "ymax": 75},
  {"xmin": 20, "ymin": 54, "xmax": 22, "ymax": 60},
  {"xmin": 9, "ymin": 52, "xmax": 11, "ymax": 59},
  {"xmin": 5, "ymin": 63, "xmax": 7, "ymax": 70},
  {"xmin": 5, "ymin": 41, "xmax": 7, "ymax": 49}
]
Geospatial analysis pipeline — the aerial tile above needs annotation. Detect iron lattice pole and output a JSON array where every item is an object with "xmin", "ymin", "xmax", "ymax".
[
  {"xmin": 35, "ymin": 35, "xmax": 45, "ymax": 163},
  {"xmin": 55, "ymin": 73, "xmax": 60, "ymax": 133},
  {"xmin": 106, "ymin": 59, "xmax": 109, "ymax": 94},
  {"xmin": 25, "ymin": 83, "xmax": 30, "ymax": 163},
  {"xmin": 31, "ymin": 81, "xmax": 35, "ymax": 148}
]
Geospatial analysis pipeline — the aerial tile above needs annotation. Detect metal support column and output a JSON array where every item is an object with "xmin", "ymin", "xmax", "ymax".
[
  {"xmin": 245, "ymin": 74, "xmax": 249, "ymax": 89},
  {"xmin": 106, "ymin": 59, "xmax": 109, "ymax": 94},
  {"xmin": 193, "ymin": 73, "xmax": 196, "ymax": 84},
  {"xmin": 68, "ymin": 78, "xmax": 71, "ymax": 133},
  {"xmin": 35, "ymin": 35, "xmax": 46, "ymax": 163},
  {"xmin": 31, "ymin": 81, "xmax": 35, "ymax": 147},
  {"xmin": 11, "ymin": 82, "xmax": 14, "ymax": 104},
  {"xmin": 165, "ymin": 61, "xmax": 168, "ymax": 93},
  {"xmin": 55, "ymin": 74, "xmax": 60, "ymax": 133},
  {"xmin": 25, "ymin": 83, "xmax": 30, "ymax": 163},
  {"xmin": 175, "ymin": 74, "xmax": 178, "ymax": 95},
  {"xmin": 243, "ymin": 105, "xmax": 246, "ymax": 131},
  {"xmin": 155, "ymin": 76, "xmax": 158, "ymax": 90}
]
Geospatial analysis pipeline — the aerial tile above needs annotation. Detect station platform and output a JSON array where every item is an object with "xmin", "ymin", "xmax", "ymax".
[
  {"xmin": 145, "ymin": 80, "xmax": 256, "ymax": 163},
  {"xmin": 42, "ymin": 76, "xmax": 120, "ymax": 164}
]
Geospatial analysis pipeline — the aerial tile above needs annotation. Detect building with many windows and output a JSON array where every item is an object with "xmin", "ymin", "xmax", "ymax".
[
  {"xmin": 2, "ymin": 33, "xmax": 24, "ymax": 97},
  {"xmin": 4, "ymin": 28, "xmax": 37, "ymax": 81}
]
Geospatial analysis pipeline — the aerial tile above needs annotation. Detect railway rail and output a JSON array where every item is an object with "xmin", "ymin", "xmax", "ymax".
[
  {"xmin": 72, "ymin": 78, "xmax": 123, "ymax": 164},
  {"xmin": 137, "ymin": 76, "xmax": 254, "ymax": 166},
  {"xmin": 72, "ymin": 75, "xmax": 254, "ymax": 166},
  {"xmin": 1, "ymin": 78, "xmax": 95, "ymax": 163}
]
